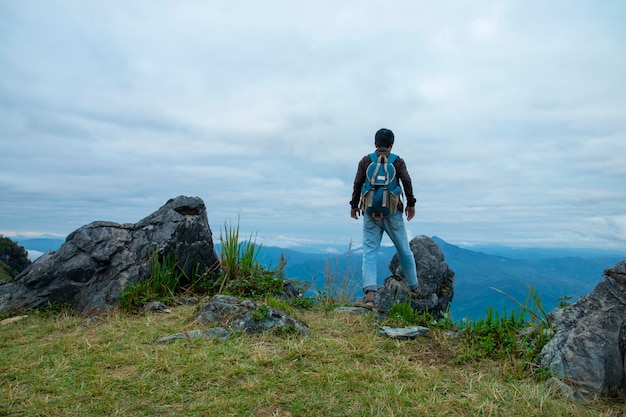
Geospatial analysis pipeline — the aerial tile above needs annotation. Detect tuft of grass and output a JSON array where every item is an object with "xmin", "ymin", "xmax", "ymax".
[
  {"xmin": 120, "ymin": 251, "xmax": 185, "ymax": 312},
  {"xmin": 218, "ymin": 219, "xmax": 262, "ymax": 292},
  {"xmin": 0, "ymin": 305, "xmax": 620, "ymax": 416},
  {"xmin": 217, "ymin": 220, "xmax": 284, "ymax": 299},
  {"xmin": 489, "ymin": 284, "xmax": 550, "ymax": 326},
  {"xmin": 119, "ymin": 221, "xmax": 290, "ymax": 312},
  {"xmin": 455, "ymin": 285, "xmax": 555, "ymax": 374}
]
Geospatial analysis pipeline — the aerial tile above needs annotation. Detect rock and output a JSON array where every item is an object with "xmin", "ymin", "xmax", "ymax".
[
  {"xmin": 195, "ymin": 294, "xmax": 309, "ymax": 336},
  {"xmin": 0, "ymin": 196, "xmax": 220, "ymax": 315},
  {"xmin": 375, "ymin": 236, "xmax": 455, "ymax": 317},
  {"xmin": 539, "ymin": 260, "xmax": 626, "ymax": 402},
  {"xmin": 0, "ymin": 315, "xmax": 28, "ymax": 325},
  {"xmin": 176, "ymin": 296, "xmax": 200, "ymax": 306},
  {"xmin": 144, "ymin": 301, "xmax": 171, "ymax": 314},
  {"xmin": 378, "ymin": 326, "xmax": 430, "ymax": 340},
  {"xmin": 333, "ymin": 306, "xmax": 372, "ymax": 315}
]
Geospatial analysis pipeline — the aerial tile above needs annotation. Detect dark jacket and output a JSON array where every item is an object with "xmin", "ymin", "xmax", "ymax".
[{"xmin": 350, "ymin": 147, "xmax": 417, "ymax": 210}]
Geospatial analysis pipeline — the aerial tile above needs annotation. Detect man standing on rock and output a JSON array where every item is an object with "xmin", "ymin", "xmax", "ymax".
[{"xmin": 350, "ymin": 128, "xmax": 419, "ymax": 309}]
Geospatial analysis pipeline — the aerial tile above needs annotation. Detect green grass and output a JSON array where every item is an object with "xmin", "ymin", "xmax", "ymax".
[{"xmin": 1, "ymin": 306, "xmax": 621, "ymax": 417}]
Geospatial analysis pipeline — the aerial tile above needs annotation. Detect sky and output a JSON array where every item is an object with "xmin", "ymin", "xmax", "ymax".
[{"xmin": 1, "ymin": 1, "xmax": 625, "ymax": 252}]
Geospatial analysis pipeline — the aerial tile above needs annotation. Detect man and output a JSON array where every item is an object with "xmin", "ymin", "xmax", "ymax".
[{"xmin": 350, "ymin": 128, "xmax": 419, "ymax": 309}]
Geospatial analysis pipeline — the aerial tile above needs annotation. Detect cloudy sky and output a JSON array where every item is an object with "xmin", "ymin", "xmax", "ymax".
[{"xmin": 1, "ymin": 1, "xmax": 625, "ymax": 252}]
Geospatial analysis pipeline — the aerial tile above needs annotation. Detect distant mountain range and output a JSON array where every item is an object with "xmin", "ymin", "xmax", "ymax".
[{"xmin": 14, "ymin": 235, "xmax": 624, "ymax": 322}]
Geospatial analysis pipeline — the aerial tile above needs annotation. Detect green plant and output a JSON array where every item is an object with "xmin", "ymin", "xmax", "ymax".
[
  {"xmin": 289, "ymin": 296, "xmax": 316, "ymax": 310},
  {"xmin": 457, "ymin": 306, "xmax": 526, "ymax": 362},
  {"xmin": 218, "ymin": 220, "xmax": 262, "ymax": 293},
  {"xmin": 33, "ymin": 301, "xmax": 78, "ymax": 318},
  {"xmin": 120, "ymin": 251, "xmax": 185, "ymax": 312},
  {"xmin": 456, "ymin": 285, "xmax": 554, "ymax": 368},
  {"xmin": 216, "ymin": 220, "xmax": 285, "ymax": 300},
  {"xmin": 557, "ymin": 295, "xmax": 572, "ymax": 308},
  {"xmin": 489, "ymin": 284, "xmax": 550, "ymax": 326},
  {"xmin": 264, "ymin": 295, "xmax": 293, "ymax": 315},
  {"xmin": 251, "ymin": 304, "xmax": 269, "ymax": 321},
  {"xmin": 389, "ymin": 301, "xmax": 415, "ymax": 325}
]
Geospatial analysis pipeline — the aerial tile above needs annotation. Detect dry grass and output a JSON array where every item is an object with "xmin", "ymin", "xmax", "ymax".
[{"xmin": 0, "ymin": 306, "xmax": 622, "ymax": 417}]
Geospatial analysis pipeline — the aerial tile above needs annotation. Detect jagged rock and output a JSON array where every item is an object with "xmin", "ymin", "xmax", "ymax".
[
  {"xmin": 375, "ymin": 236, "xmax": 455, "ymax": 317},
  {"xmin": 540, "ymin": 260, "xmax": 626, "ymax": 402},
  {"xmin": 0, "ymin": 196, "xmax": 220, "ymax": 315},
  {"xmin": 195, "ymin": 294, "xmax": 309, "ymax": 336}
]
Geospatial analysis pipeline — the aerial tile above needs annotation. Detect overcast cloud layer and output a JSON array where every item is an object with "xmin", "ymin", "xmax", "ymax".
[{"xmin": 1, "ymin": 1, "xmax": 625, "ymax": 251}]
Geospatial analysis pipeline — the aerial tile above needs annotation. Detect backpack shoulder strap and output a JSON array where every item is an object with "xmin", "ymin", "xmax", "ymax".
[{"xmin": 388, "ymin": 153, "xmax": 398, "ymax": 163}]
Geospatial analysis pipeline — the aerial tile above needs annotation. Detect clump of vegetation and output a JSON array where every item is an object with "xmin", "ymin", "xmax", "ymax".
[
  {"xmin": 382, "ymin": 285, "xmax": 552, "ymax": 379},
  {"xmin": 454, "ymin": 285, "xmax": 553, "ymax": 378},
  {"xmin": 0, "ymin": 235, "xmax": 31, "ymax": 282},
  {"xmin": 120, "ymin": 220, "xmax": 290, "ymax": 312},
  {"xmin": 216, "ymin": 220, "xmax": 285, "ymax": 299},
  {"xmin": 120, "ymin": 252, "xmax": 186, "ymax": 312}
]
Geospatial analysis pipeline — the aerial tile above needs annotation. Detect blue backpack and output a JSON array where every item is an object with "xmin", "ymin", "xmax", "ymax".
[{"xmin": 360, "ymin": 152, "xmax": 403, "ymax": 219}]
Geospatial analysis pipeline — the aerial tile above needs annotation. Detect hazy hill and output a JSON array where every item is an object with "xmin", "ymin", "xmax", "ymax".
[
  {"xmin": 261, "ymin": 238, "xmax": 623, "ymax": 321},
  {"xmin": 15, "ymin": 235, "xmax": 624, "ymax": 322},
  {"xmin": 431, "ymin": 237, "xmax": 623, "ymax": 320}
]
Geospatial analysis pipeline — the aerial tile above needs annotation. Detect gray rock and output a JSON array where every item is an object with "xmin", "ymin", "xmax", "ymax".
[
  {"xmin": 540, "ymin": 260, "xmax": 626, "ymax": 402},
  {"xmin": 195, "ymin": 294, "xmax": 309, "ymax": 336},
  {"xmin": 144, "ymin": 301, "xmax": 171, "ymax": 314},
  {"xmin": 379, "ymin": 326, "xmax": 430, "ymax": 339},
  {"xmin": 0, "ymin": 196, "xmax": 220, "ymax": 315},
  {"xmin": 333, "ymin": 306, "xmax": 371, "ymax": 315},
  {"xmin": 375, "ymin": 236, "xmax": 455, "ymax": 317}
]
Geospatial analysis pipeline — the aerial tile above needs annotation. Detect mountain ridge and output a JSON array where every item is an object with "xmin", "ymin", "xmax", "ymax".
[{"xmin": 14, "ymin": 235, "xmax": 624, "ymax": 321}]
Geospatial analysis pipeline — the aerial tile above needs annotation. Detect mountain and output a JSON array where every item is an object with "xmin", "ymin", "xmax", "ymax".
[
  {"xmin": 11, "ymin": 236, "xmax": 66, "ymax": 260},
  {"xmin": 430, "ymin": 237, "xmax": 623, "ymax": 321},
  {"xmin": 14, "ymin": 236, "xmax": 66, "ymax": 253},
  {"xmin": 267, "ymin": 238, "xmax": 622, "ymax": 322},
  {"xmin": 16, "ymin": 236, "xmax": 623, "ymax": 322}
]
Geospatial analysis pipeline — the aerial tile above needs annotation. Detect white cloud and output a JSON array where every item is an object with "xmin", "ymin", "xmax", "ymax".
[{"xmin": 1, "ymin": 0, "xmax": 625, "ymax": 251}]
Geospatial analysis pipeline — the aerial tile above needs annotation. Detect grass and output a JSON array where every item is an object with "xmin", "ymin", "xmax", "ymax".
[{"xmin": 1, "ymin": 305, "xmax": 622, "ymax": 417}]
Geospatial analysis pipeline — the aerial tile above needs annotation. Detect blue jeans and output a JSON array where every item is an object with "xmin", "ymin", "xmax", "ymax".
[{"xmin": 362, "ymin": 211, "xmax": 418, "ymax": 293}]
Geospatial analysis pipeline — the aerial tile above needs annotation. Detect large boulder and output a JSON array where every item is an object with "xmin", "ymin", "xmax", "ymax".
[
  {"xmin": 0, "ymin": 196, "xmax": 220, "ymax": 315},
  {"xmin": 540, "ymin": 260, "xmax": 626, "ymax": 402},
  {"xmin": 375, "ymin": 236, "xmax": 455, "ymax": 317}
]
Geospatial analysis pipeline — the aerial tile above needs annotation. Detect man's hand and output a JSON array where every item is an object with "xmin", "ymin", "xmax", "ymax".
[
  {"xmin": 350, "ymin": 208, "xmax": 360, "ymax": 219},
  {"xmin": 405, "ymin": 206, "xmax": 415, "ymax": 221}
]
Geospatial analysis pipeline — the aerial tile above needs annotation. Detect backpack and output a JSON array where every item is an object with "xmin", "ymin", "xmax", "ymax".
[{"xmin": 360, "ymin": 152, "xmax": 403, "ymax": 220}]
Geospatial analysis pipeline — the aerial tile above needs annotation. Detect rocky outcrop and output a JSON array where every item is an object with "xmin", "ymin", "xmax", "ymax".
[
  {"xmin": 540, "ymin": 260, "xmax": 626, "ymax": 402},
  {"xmin": 0, "ymin": 196, "xmax": 220, "ymax": 315},
  {"xmin": 195, "ymin": 295, "xmax": 309, "ymax": 336},
  {"xmin": 375, "ymin": 236, "xmax": 455, "ymax": 317}
]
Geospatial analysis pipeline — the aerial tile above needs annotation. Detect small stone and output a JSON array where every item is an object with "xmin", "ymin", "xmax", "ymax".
[
  {"xmin": 378, "ymin": 326, "xmax": 430, "ymax": 340},
  {"xmin": 0, "ymin": 315, "xmax": 28, "ymax": 325},
  {"xmin": 144, "ymin": 301, "xmax": 171, "ymax": 314}
]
